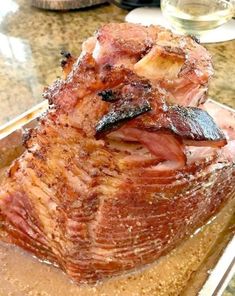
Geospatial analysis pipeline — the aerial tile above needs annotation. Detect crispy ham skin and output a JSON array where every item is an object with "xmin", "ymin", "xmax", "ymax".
[
  {"xmin": 95, "ymin": 76, "xmax": 226, "ymax": 148},
  {"xmin": 0, "ymin": 23, "xmax": 234, "ymax": 284}
]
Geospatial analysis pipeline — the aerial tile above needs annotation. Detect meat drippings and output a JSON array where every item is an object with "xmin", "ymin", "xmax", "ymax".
[{"xmin": 0, "ymin": 196, "xmax": 234, "ymax": 296}]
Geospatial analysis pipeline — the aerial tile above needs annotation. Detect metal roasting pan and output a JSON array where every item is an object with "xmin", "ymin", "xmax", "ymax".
[{"xmin": 0, "ymin": 99, "xmax": 234, "ymax": 296}]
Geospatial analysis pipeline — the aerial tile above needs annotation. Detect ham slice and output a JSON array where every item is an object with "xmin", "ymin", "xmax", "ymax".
[
  {"xmin": 96, "ymin": 77, "xmax": 226, "ymax": 147},
  {"xmin": 95, "ymin": 73, "xmax": 226, "ymax": 170},
  {"xmin": 0, "ymin": 23, "xmax": 234, "ymax": 284},
  {"xmin": 87, "ymin": 23, "xmax": 213, "ymax": 107},
  {"xmin": 203, "ymin": 100, "xmax": 235, "ymax": 162}
]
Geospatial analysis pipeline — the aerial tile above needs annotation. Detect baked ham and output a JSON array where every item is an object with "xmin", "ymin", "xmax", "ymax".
[{"xmin": 0, "ymin": 23, "xmax": 234, "ymax": 284}]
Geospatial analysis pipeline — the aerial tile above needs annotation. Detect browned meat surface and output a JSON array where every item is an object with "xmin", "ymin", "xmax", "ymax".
[
  {"xmin": 0, "ymin": 23, "xmax": 234, "ymax": 284},
  {"xmin": 84, "ymin": 23, "xmax": 213, "ymax": 106},
  {"xmin": 95, "ymin": 75, "xmax": 226, "ymax": 147}
]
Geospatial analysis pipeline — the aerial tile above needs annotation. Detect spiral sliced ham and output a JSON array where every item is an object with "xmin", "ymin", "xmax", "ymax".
[
  {"xmin": 85, "ymin": 23, "xmax": 213, "ymax": 106},
  {"xmin": 0, "ymin": 23, "xmax": 234, "ymax": 284}
]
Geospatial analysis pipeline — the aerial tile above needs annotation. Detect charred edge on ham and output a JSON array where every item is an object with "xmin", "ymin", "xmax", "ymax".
[
  {"xmin": 167, "ymin": 106, "xmax": 227, "ymax": 145},
  {"xmin": 95, "ymin": 99, "xmax": 152, "ymax": 136},
  {"xmin": 60, "ymin": 50, "xmax": 72, "ymax": 59},
  {"xmin": 135, "ymin": 105, "xmax": 227, "ymax": 147},
  {"xmin": 60, "ymin": 50, "xmax": 72, "ymax": 67},
  {"xmin": 98, "ymin": 90, "xmax": 117, "ymax": 102},
  {"xmin": 22, "ymin": 128, "xmax": 33, "ymax": 147},
  {"xmin": 96, "ymin": 70, "xmax": 226, "ymax": 148}
]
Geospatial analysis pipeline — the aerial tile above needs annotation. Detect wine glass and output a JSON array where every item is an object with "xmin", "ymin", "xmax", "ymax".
[{"xmin": 161, "ymin": 0, "xmax": 235, "ymax": 35}]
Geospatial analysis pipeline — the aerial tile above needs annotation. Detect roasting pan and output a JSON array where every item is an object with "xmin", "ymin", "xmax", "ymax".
[{"xmin": 0, "ymin": 99, "xmax": 234, "ymax": 296}]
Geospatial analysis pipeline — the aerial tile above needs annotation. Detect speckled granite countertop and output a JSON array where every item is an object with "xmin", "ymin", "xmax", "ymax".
[
  {"xmin": 0, "ymin": 0, "xmax": 126, "ymax": 124},
  {"xmin": 0, "ymin": 0, "xmax": 234, "ymax": 294},
  {"xmin": 0, "ymin": 0, "xmax": 235, "ymax": 126}
]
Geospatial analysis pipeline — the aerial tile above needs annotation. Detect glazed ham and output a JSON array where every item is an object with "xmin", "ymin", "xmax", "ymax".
[
  {"xmin": 84, "ymin": 23, "xmax": 213, "ymax": 106},
  {"xmin": 0, "ymin": 23, "xmax": 234, "ymax": 284}
]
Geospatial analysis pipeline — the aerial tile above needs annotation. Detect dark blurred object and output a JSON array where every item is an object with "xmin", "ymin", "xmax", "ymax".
[
  {"xmin": 30, "ymin": 0, "xmax": 106, "ymax": 10},
  {"xmin": 110, "ymin": 0, "xmax": 160, "ymax": 9}
]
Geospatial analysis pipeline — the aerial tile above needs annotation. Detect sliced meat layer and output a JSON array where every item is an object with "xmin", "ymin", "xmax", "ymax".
[
  {"xmin": 95, "ymin": 73, "xmax": 225, "ymax": 142},
  {"xmin": 85, "ymin": 23, "xmax": 213, "ymax": 106},
  {"xmin": 202, "ymin": 100, "xmax": 235, "ymax": 162},
  {"xmin": 92, "ymin": 23, "xmax": 161, "ymax": 67},
  {"xmin": 95, "ymin": 75, "xmax": 226, "ymax": 170},
  {"xmin": 0, "ymin": 23, "xmax": 234, "ymax": 285},
  {"xmin": 0, "ymin": 115, "xmax": 234, "ymax": 283},
  {"xmin": 43, "ymin": 54, "xmax": 130, "ymax": 112}
]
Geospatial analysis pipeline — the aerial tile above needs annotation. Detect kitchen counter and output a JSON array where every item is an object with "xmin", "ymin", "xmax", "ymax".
[
  {"xmin": 0, "ymin": 0, "xmax": 234, "ymax": 295},
  {"xmin": 0, "ymin": 0, "xmax": 235, "ymax": 126}
]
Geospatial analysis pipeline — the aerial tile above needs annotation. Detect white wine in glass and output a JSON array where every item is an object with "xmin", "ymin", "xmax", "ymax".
[{"xmin": 161, "ymin": 0, "xmax": 235, "ymax": 35}]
